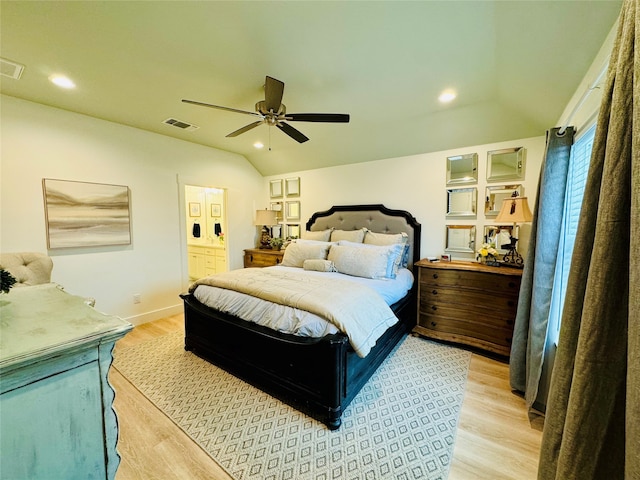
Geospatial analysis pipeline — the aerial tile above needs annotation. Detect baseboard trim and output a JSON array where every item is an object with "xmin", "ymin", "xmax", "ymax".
[{"xmin": 124, "ymin": 304, "xmax": 183, "ymax": 326}]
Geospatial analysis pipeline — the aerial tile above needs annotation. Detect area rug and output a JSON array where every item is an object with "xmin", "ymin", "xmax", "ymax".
[{"xmin": 113, "ymin": 332, "xmax": 470, "ymax": 480}]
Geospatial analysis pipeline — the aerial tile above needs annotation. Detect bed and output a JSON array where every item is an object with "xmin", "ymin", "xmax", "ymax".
[{"xmin": 180, "ymin": 204, "xmax": 421, "ymax": 429}]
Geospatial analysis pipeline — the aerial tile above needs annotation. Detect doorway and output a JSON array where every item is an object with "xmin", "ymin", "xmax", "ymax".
[{"xmin": 184, "ymin": 185, "xmax": 228, "ymax": 281}]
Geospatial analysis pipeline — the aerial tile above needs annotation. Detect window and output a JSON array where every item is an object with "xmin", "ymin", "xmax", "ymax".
[{"xmin": 548, "ymin": 124, "xmax": 596, "ymax": 344}]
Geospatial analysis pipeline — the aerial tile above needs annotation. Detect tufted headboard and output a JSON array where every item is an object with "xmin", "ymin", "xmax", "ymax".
[
  {"xmin": 306, "ymin": 204, "xmax": 421, "ymax": 269},
  {"xmin": 0, "ymin": 252, "xmax": 53, "ymax": 287}
]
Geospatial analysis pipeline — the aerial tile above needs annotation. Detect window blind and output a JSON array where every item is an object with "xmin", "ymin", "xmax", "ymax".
[{"xmin": 549, "ymin": 123, "xmax": 596, "ymax": 343}]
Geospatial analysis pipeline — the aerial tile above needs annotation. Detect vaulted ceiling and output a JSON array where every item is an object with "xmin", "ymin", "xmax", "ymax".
[{"xmin": 0, "ymin": 1, "xmax": 621, "ymax": 176}]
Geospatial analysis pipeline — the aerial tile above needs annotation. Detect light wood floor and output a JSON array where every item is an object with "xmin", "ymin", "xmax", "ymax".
[{"xmin": 111, "ymin": 314, "xmax": 543, "ymax": 480}]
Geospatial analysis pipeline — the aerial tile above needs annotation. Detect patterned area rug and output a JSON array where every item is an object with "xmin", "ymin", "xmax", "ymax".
[{"xmin": 113, "ymin": 332, "xmax": 470, "ymax": 480}]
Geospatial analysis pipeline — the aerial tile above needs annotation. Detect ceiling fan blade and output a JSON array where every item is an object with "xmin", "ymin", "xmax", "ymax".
[
  {"xmin": 277, "ymin": 122, "xmax": 309, "ymax": 143},
  {"xmin": 286, "ymin": 113, "xmax": 350, "ymax": 123},
  {"xmin": 182, "ymin": 99, "xmax": 261, "ymax": 117},
  {"xmin": 226, "ymin": 121, "xmax": 263, "ymax": 137},
  {"xmin": 264, "ymin": 76, "xmax": 285, "ymax": 113}
]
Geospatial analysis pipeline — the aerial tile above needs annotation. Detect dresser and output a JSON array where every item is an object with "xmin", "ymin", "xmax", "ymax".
[
  {"xmin": 243, "ymin": 248, "xmax": 284, "ymax": 268},
  {"xmin": 188, "ymin": 245, "xmax": 227, "ymax": 279},
  {"xmin": 414, "ymin": 260, "xmax": 522, "ymax": 356},
  {"xmin": 0, "ymin": 284, "xmax": 132, "ymax": 479}
]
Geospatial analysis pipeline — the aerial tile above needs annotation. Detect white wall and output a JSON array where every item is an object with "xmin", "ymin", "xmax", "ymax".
[
  {"xmin": 265, "ymin": 136, "xmax": 546, "ymax": 262},
  {"xmin": 1, "ymin": 95, "xmax": 264, "ymax": 324}
]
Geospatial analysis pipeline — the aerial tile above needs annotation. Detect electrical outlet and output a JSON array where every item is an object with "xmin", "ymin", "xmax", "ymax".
[{"xmin": 133, "ymin": 293, "xmax": 141, "ymax": 304}]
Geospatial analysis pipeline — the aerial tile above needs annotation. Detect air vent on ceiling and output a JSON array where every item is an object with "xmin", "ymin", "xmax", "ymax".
[
  {"xmin": 163, "ymin": 118, "xmax": 200, "ymax": 132},
  {"xmin": 0, "ymin": 58, "xmax": 25, "ymax": 80}
]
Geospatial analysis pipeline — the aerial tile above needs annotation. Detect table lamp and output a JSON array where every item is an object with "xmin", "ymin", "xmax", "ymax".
[
  {"xmin": 254, "ymin": 209, "xmax": 278, "ymax": 249},
  {"xmin": 494, "ymin": 192, "xmax": 533, "ymax": 268}
]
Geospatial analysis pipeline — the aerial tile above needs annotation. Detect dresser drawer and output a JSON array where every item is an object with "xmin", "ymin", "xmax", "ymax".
[
  {"xmin": 418, "ymin": 298, "xmax": 516, "ymax": 330},
  {"xmin": 420, "ymin": 287, "xmax": 518, "ymax": 315},
  {"xmin": 244, "ymin": 249, "xmax": 284, "ymax": 268},
  {"xmin": 419, "ymin": 268, "xmax": 521, "ymax": 295}
]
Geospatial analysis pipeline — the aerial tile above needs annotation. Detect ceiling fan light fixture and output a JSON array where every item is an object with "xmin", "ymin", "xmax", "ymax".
[
  {"xmin": 49, "ymin": 74, "xmax": 76, "ymax": 89},
  {"xmin": 438, "ymin": 90, "xmax": 456, "ymax": 103}
]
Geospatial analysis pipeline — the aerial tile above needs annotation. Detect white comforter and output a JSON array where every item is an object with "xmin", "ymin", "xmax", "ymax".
[{"xmin": 191, "ymin": 266, "xmax": 413, "ymax": 357}]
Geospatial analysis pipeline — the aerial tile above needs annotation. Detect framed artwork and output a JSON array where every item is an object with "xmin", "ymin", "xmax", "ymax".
[
  {"xmin": 285, "ymin": 177, "xmax": 300, "ymax": 197},
  {"xmin": 42, "ymin": 178, "xmax": 131, "ymax": 249},
  {"xmin": 211, "ymin": 203, "xmax": 221, "ymax": 217},
  {"xmin": 270, "ymin": 179, "xmax": 283, "ymax": 198},
  {"xmin": 189, "ymin": 202, "xmax": 201, "ymax": 217},
  {"xmin": 286, "ymin": 201, "xmax": 300, "ymax": 220}
]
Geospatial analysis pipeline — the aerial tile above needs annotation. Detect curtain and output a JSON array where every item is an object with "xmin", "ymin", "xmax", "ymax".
[
  {"xmin": 538, "ymin": 0, "xmax": 638, "ymax": 477},
  {"xmin": 509, "ymin": 127, "xmax": 575, "ymax": 408}
]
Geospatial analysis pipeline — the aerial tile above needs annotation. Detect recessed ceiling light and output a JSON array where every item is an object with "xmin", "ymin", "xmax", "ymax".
[
  {"xmin": 254, "ymin": 142, "xmax": 264, "ymax": 149},
  {"xmin": 49, "ymin": 74, "xmax": 76, "ymax": 89},
  {"xmin": 438, "ymin": 90, "xmax": 456, "ymax": 103}
]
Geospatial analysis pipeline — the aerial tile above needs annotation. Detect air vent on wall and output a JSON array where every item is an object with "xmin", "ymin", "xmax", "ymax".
[
  {"xmin": 0, "ymin": 58, "xmax": 25, "ymax": 80},
  {"xmin": 163, "ymin": 118, "xmax": 200, "ymax": 132}
]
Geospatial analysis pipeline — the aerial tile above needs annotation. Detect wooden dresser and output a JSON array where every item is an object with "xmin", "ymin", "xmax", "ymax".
[
  {"xmin": 243, "ymin": 248, "xmax": 284, "ymax": 268},
  {"xmin": 0, "ymin": 284, "xmax": 132, "ymax": 479},
  {"xmin": 414, "ymin": 260, "xmax": 522, "ymax": 356}
]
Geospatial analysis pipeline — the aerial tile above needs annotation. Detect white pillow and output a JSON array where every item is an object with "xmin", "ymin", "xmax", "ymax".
[
  {"xmin": 330, "ymin": 228, "xmax": 366, "ymax": 243},
  {"xmin": 281, "ymin": 242, "xmax": 331, "ymax": 267},
  {"xmin": 301, "ymin": 229, "xmax": 332, "ymax": 241},
  {"xmin": 336, "ymin": 241, "xmax": 405, "ymax": 278},
  {"xmin": 363, "ymin": 230, "xmax": 410, "ymax": 268},
  {"xmin": 328, "ymin": 244, "xmax": 390, "ymax": 279}
]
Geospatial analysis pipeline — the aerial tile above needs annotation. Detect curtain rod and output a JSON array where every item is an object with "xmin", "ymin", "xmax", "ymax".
[{"xmin": 558, "ymin": 62, "xmax": 609, "ymax": 135}]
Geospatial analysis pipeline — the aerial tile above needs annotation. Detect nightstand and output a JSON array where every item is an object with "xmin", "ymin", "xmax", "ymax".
[
  {"xmin": 243, "ymin": 248, "xmax": 284, "ymax": 268},
  {"xmin": 413, "ymin": 260, "xmax": 522, "ymax": 356}
]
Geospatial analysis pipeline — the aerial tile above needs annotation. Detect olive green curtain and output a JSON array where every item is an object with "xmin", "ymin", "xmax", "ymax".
[{"xmin": 538, "ymin": 0, "xmax": 639, "ymax": 477}]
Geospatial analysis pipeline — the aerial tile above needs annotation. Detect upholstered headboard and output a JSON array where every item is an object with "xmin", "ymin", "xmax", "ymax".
[
  {"xmin": 0, "ymin": 252, "xmax": 53, "ymax": 287},
  {"xmin": 306, "ymin": 204, "xmax": 421, "ymax": 269}
]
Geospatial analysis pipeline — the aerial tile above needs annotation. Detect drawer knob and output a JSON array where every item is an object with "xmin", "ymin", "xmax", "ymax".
[
  {"xmin": 432, "ymin": 289, "xmax": 438, "ymax": 295},
  {"xmin": 276, "ymin": 258, "xmax": 281, "ymax": 264},
  {"xmin": 250, "ymin": 255, "xmax": 254, "ymax": 262},
  {"xmin": 431, "ymin": 321, "xmax": 437, "ymax": 327},
  {"xmin": 508, "ymin": 300, "xmax": 514, "ymax": 307},
  {"xmin": 509, "ymin": 281, "xmax": 516, "ymax": 288},
  {"xmin": 506, "ymin": 319, "xmax": 514, "ymax": 325},
  {"xmin": 431, "ymin": 305, "xmax": 437, "ymax": 311},
  {"xmin": 432, "ymin": 273, "xmax": 439, "ymax": 279},
  {"xmin": 506, "ymin": 337, "xmax": 512, "ymax": 343}
]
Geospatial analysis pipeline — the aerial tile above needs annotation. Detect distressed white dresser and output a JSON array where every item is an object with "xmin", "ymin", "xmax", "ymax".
[{"xmin": 0, "ymin": 284, "xmax": 132, "ymax": 479}]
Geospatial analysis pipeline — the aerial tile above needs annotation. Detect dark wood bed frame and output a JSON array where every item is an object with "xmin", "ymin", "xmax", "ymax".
[{"xmin": 181, "ymin": 204, "xmax": 421, "ymax": 429}]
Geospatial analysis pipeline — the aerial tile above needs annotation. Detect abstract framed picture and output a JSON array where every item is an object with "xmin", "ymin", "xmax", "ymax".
[{"xmin": 42, "ymin": 178, "xmax": 131, "ymax": 249}]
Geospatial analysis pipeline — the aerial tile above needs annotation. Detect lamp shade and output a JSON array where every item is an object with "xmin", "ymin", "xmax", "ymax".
[
  {"xmin": 495, "ymin": 196, "xmax": 533, "ymax": 224},
  {"xmin": 254, "ymin": 209, "xmax": 278, "ymax": 226}
]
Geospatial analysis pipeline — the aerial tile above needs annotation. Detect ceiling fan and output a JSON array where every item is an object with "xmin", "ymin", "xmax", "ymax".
[{"xmin": 182, "ymin": 76, "xmax": 349, "ymax": 144}]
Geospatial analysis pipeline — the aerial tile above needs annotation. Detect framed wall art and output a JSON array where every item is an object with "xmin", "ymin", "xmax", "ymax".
[
  {"xmin": 42, "ymin": 178, "xmax": 131, "ymax": 249},
  {"xmin": 210, "ymin": 203, "xmax": 221, "ymax": 217},
  {"xmin": 189, "ymin": 202, "xmax": 201, "ymax": 217}
]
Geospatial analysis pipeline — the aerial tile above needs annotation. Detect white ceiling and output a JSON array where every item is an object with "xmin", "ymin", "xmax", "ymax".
[{"xmin": 0, "ymin": 1, "xmax": 621, "ymax": 176}]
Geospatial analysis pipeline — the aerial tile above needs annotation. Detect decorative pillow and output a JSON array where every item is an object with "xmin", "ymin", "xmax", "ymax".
[
  {"xmin": 281, "ymin": 242, "xmax": 331, "ymax": 268},
  {"xmin": 328, "ymin": 244, "xmax": 390, "ymax": 279},
  {"xmin": 363, "ymin": 230, "xmax": 410, "ymax": 268},
  {"xmin": 336, "ymin": 241, "xmax": 405, "ymax": 278},
  {"xmin": 294, "ymin": 239, "xmax": 336, "ymax": 247},
  {"xmin": 301, "ymin": 229, "xmax": 332, "ymax": 242},
  {"xmin": 303, "ymin": 259, "xmax": 337, "ymax": 272},
  {"xmin": 330, "ymin": 228, "xmax": 366, "ymax": 243}
]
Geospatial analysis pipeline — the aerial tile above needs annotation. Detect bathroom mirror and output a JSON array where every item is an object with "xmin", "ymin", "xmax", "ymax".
[
  {"xmin": 487, "ymin": 147, "xmax": 525, "ymax": 182},
  {"xmin": 446, "ymin": 153, "xmax": 478, "ymax": 185},
  {"xmin": 270, "ymin": 179, "xmax": 283, "ymax": 198},
  {"xmin": 483, "ymin": 225, "xmax": 519, "ymax": 254},
  {"xmin": 484, "ymin": 184, "xmax": 523, "ymax": 216},
  {"xmin": 447, "ymin": 187, "xmax": 477, "ymax": 217},
  {"xmin": 445, "ymin": 225, "xmax": 476, "ymax": 253},
  {"xmin": 285, "ymin": 177, "xmax": 300, "ymax": 197}
]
